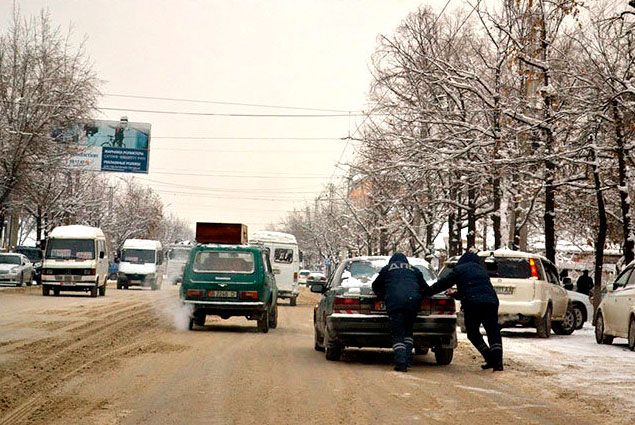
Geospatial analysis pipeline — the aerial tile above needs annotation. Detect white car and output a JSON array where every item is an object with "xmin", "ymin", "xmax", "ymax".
[
  {"xmin": 0, "ymin": 253, "xmax": 33, "ymax": 286},
  {"xmin": 565, "ymin": 289, "xmax": 593, "ymax": 330},
  {"xmin": 306, "ymin": 271, "xmax": 326, "ymax": 285},
  {"xmin": 595, "ymin": 262, "xmax": 635, "ymax": 350},
  {"xmin": 298, "ymin": 269, "xmax": 311, "ymax": 285},
  {"xmin": 443, "ymin": 249, "xmax": 575, "ymax": 338}
]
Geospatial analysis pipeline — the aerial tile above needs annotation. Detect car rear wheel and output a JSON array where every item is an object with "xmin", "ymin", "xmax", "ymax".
[
  {"xmin": 628, "ymin": 316, "xmax": 635, "ymax": 351},
  {"xmin": 258, "ymin": 309, "xmax": 270, "ymax": 333},
  {"xmin": 269, "ymin": 304, "xmax": 278, "ymax": 329},
  {"xmin": 324, "ymin": 328, "xmax": 343, "ymax": 361},
  {"xmin": 572, "ymin": 303, "xmax": 585, "ymax": 330},
  {"xmin": 314, "ymin": 330, "xmax": 325, "ymax": 352},
  {"xmin": 434, "ymin": 348, "xmax": 453, "ymax": 365},
  {"xmin": 536, "ymin": 306, "xmax": 552, "ymax": 338},
  {"xmin": 553, "ymin": 307, "xmax": 576, "ymax": 335},
  {"xmin": 194, "ymin": 314, "xmax": 206, "ymax": 327},
  {"xmin": 595, "ymin": 313, "xmax": 613, "ymax": 345}
]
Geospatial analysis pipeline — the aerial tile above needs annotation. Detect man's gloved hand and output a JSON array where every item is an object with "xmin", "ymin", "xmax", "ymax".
[{"xmin": 445, "ymin": 288, "xmax": 460, "ymax": 299}]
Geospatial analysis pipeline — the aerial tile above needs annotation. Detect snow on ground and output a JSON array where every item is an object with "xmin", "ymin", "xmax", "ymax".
[{"xmin": 461, "ymin": 324, "xmax": 635, "ymax": 415}]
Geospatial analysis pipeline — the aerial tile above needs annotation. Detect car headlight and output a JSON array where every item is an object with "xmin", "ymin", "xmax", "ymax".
[{"xmin": 35, "ymin": 262, "xmax": 42, "ymax": 268}]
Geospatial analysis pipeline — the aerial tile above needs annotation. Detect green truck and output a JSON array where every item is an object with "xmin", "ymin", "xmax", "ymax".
[{"xmin": 180, "ymin": 223, "xmax": 278, "ymax": 332}]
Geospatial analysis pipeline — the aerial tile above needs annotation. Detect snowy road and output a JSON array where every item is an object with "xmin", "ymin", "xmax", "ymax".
[{"xmin": 0, "ymin": 285, "xmax": 633, "ymax": 424}]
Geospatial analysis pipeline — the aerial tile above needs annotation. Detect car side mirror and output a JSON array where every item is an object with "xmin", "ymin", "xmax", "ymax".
[
  {"xmin": 310, "ymin": 283, "xmax": 326, "ymax": 293},
  {"xmin": 99, "ymin": 251, "xmax": 105, "ymax": 259},
  {"xmin": 612, "ymin": 282, "xmax": 619, "ymax": 291}
]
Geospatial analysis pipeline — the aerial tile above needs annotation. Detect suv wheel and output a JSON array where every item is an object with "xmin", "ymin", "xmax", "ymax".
[
  {"xmin": 434, "ymin": 348, "xmax": 453, "ymax": 365},
  {"xmin": 258, "ymin": 309, "xmax": 270, "ymax": 333},
  {"xmin": 628, "ymin": 316, "xmax": 635, "ymax": 351},
  {"xmin": 553, "ymin": 307, "xmax": 576, "ymax": 335},
  {"xmin": 268, "ymin": 304, "xmax": 278, "ymax": 329},
  {"xmin": 536, "ymin": 305, "xmax": 552, "ymax": 338},
  {"xmin": 595, "ymin": 313, "xmax": 614, "ymax": 345}
]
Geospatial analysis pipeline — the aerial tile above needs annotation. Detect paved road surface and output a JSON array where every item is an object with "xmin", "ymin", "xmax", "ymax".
[{"xmin": 0, "ymin": 285, "xmax": 627, "ymax": 424}]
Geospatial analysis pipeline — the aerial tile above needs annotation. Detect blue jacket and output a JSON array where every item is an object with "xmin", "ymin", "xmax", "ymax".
[
  {"xmin": 372, "ymin": 253, "xmax": 427, "ymax": 312},
  {"xmin": 429, "ymin": 252, "xmax": 499, "ymax": 306}
]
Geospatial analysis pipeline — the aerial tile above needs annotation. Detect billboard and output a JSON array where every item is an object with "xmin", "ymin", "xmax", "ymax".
[{"xmin": 64, "ymin": 118, "xmax": 151, "ymax": 174}]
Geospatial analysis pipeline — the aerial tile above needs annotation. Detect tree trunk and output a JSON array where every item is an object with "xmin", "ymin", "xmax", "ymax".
[
  {"xmin": 613, "ymin": 100, "xmax": 634, "ymax": 265},
  {"xmin": 590, "ymin": 145, "xmax": 606, "ymax": 319},
  {"xmin": 467, "ymin": 185, "xmax": 477, "ymax": 248},
  {"xmin": 492, "ymin": 176, "xmax": 502, "ymax": 249}
]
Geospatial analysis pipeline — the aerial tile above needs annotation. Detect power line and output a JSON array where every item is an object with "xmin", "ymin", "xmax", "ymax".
[
  {"xmin": 97, "ymin": 106, "xmax": 366, "ymax": 118},
  {"xmin": 142, "ymin": 177, "xmax": 319, "ymax": 194},
  {"xmin": 155, "ymin": 188, "xmax": 311, "ymax": 201},
  {"xmin": 103, "ymin": 93, "xmax": 358, "ymax": 114},
  {"xmin": 149, "ymin": 170, "xmax": 332, "ymax": 179},
  {"xmin": 151, "ymin": 136, "xmax": 345, "ymax": 141}
]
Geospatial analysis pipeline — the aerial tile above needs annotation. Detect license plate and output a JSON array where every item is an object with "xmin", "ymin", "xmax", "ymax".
[
  {"xmin": 495, "ymin": 286, "xmax": 514, "ymax": 295},
  {"xmin": 374, "ymin": 301, "xmax": 385, "ymax": 311},
  {"xmin": 208, "ymin": 290, "xmax": 237, "ymax": 298}
]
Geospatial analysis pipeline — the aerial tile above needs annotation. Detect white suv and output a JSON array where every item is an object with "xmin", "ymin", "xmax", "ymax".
[
  {"xmin": 595, "ymin": 262, "xmax": 635, "ymax": 350},
  {"xmin": 443, "ymin": 249, "xmax": 575, "ymax": 338}
]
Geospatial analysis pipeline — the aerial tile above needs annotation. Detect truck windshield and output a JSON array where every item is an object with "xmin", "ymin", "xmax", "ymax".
[
  {"xmin": 46, "ymin": 239, "xmax": 95, "ymax": 260},
  {"xmin": 194, "ymin": 251, "xmax": 255, "ymax": 273},
  {"xmin": 0, "ymin": 255, "xmax": 21, "ymax": 265},
  {"xmin": 168, "ymin": 247, "xmax": 191, "ymax": 261},
  {"xmin": 122, "ymin": 249, "xmax": 156, "ymax": 264}
]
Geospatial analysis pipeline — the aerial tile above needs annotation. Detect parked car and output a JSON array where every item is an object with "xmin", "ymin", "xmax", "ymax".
[
  {"xmin": 298, "ymin": 269, "xmax": 311, "ymax": 285},
  {"xmin": 594, "ymin": 262, "xmax": 635, "ymax": 350},
  {"xmin": 306, "ymin": 271, "xmax": 326, "ymax": 285},
  {"xmin": 180, "ymin": 244, "xmax": 278, "ymax": 332},
  {"xmin": 442, "ymin": 249, "xmax": 576, "ymax": 337},
  {"xmin": 14, "ymin": 246, "xmax": 43, "ymax": 285},
  {"xmin": 562, "ymin": 283, "xmax": 593, "ymax": 330},
  {"xmin": 0, "ymin": 253, "xmax": 33, "ymax": 286},
  {"xmin": 311, "ymin": 256, "xmax": 456, "ymax": 365}
]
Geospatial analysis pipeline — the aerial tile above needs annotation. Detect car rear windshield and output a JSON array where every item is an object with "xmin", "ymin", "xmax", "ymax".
[
  {"xmin": 168, "ymin": 247, "xmax": 191, "ymax": 261},
  {"xmin": 0, "ymin": 255, "xmax": 20, "ymax": 265},
  {"xmin": 122, "ymin": 249, "xmax": 156, "ymax": 264},
  {"xmin": 194, "ymin": 251, "xmax": 255, "ymax": 273},
  {"xmin": 46, "ymin": 239, "xmax": 95, "ymax": 260},
  {"xmin": 339, "ymin": 260, "xmax": 435, "ymax": 288},
  {"xmin": 440, "ymin": 257, "xmax": 532, "ymax": 279}
]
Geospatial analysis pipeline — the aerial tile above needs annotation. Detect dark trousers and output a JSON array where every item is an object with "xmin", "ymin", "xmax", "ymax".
[
  {"xmin": 463, "ymin": 303, "xmax": 503, "ymax": 366},
  {"xmin": 388, "ymin": 307, "xmax": 418, "ymax": 367}
]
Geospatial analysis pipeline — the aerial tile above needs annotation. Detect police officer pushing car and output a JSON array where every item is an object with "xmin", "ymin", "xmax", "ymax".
[
  {"xmin": 426, "ymin": 249, "xmax": 503, "ymax": 371},
  {"xmin": 372, "ymin": 253, "xmax": 427, "ymax": 372}
]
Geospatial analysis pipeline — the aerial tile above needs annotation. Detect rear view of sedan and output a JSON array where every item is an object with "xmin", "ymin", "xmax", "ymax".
[{"xmin": 311, "ymin": 256, "xmax": 456, "ymax": 365}]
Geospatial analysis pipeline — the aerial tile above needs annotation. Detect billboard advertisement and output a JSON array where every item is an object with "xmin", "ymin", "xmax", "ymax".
[{"xmin": 64, "ymin": 118, "xmax": 151, "ymax": 173}]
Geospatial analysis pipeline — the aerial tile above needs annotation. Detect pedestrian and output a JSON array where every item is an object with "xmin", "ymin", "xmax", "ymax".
[
  {"xmin": 425, "ymin": 248, "xmax": 504, "ymax": 372},
  {"xmin": 372, "ymin": 253, "xmax": 427, "ymax": 372},
  {"xmin": 559, "ymin": 269, "xmax": 569, "ymax": 281},
  {"xmin": 576, "ymin": 270, "xmax": 593, "ymax": 295}
]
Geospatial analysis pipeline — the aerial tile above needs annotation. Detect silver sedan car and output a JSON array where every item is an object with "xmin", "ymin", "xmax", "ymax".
[{"xmin": 0, "ymin": 253, "xmax": 33, "ymax": 286}]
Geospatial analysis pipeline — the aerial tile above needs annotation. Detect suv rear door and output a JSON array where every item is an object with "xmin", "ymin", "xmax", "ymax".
[
  {"xmin": 541, "ymin": 259, "xmax": 569, "ymax": 319},
  {"xmin": 487, "ymin": 256, "xmax": 539, "ymax": 302}
]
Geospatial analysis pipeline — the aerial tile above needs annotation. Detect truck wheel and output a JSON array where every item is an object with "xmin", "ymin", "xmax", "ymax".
[
  {"xmin": 434, "ymin": 348, "xmax": 453, "ymax": 365},
  {"xmin": 117, "ymin": 279, "xmax": 124, "ymax": 290},
  {"xmin": 42, "ymin": 285, "xmax": 50, "ymax": 296},
  {"xmin": 553, "ymin": 307, "xmax": 576, "ymax": 335},
  {"xmin": 536, "ymin": 306, "xmax": 552, "ymax": 338},
  {"xmin": 595, "ymin": 313, "xmax": 613, "ymax": 345},
  {"xmin": 99, "ymin": 283, "xmax": 106, "ymax": 296},
  {"xmin": 90, "ymin": 285, "xmax": 98, "ymax": 298},
  {"xmin": 53, "ymin": 287, "xmax": 60, "ymax": 296},
  {"xmin": 268, "ymin": 304, "xmax": 278, "ymax": 329},
  {"xmin": 290, "ymin": 296, "xmax": 297, "ymax": 307},
  {"xmin": 258, "ymin": 309, "xmax": 270, "ymax": 333},
  {"xmin": 324, "ymin": 328, "xmax": 343, "ymax": 361}
]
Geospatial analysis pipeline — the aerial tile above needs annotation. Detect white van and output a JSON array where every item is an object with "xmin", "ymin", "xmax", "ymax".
[
  {"xmin": 250, "ymin": 231, "xmax": 299, "ymax": 306},
  {"xmin": 42, "ymin": 225, "xmax": 109, "ymax": 297},
  {"xmin": 117, "ymin": 239, "xmax": 164, "ymax": 290},
  {"xmin": 166, "ymin": 243, "xmax": 193, "ymax": 285}
]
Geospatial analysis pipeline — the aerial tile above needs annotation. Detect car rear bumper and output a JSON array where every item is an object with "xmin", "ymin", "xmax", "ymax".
[
  {"xmin": 498, "ymin": 300, "xmax": 546, "ymax": 320},
  {"xmin": 326, "ymin": 314, "xmax": 457, "ymax": 349},
  {"xmin": 182, "ymin": 300, "xmax": 266, "ymax": 317}
]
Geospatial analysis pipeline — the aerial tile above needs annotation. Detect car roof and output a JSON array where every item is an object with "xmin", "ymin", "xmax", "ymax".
[
  {"xmin": 447, "ymin": 249, "xmax": 548, "ymax": 263},
  {"xmin": 345, "ymin": 255, "xmax": 431, "ymax": 268}
]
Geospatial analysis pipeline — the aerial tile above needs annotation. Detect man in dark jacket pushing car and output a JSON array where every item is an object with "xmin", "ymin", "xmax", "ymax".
[
  {"xmin": 372, "ymin": 253, "xmax": 428, "ymax": 372},
  {"xmin": 426, "ymin": 249, "xmax": 503, "ymax": 371}
]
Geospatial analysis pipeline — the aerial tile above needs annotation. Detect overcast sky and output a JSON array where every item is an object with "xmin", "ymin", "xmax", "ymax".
[{"xmin": 4, "ymin": 0, "xmax": 450, "ymax": 234}]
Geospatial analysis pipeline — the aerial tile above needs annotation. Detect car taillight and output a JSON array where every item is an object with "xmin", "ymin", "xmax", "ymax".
[
  {"xmin": 240, "ymin": 291, "xmax": 259, "ymax": 301},
  {"xmin": 421, "ymin": 297, "xmax": 455, "ymax": 315},
  {"xmin": 293, "ymin": 272, "xmax": 298, "ymax": 283},
  {"xmin": 333, "ymin": 297, "xmax": 361, "ymax": 313},
  {"xmin": 186, "ymin": 289, "xmax": 205, "ymax": 298},
  {"xmin": 529, "ymin": 258, "xmax": 539, "ymax": 279}
]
